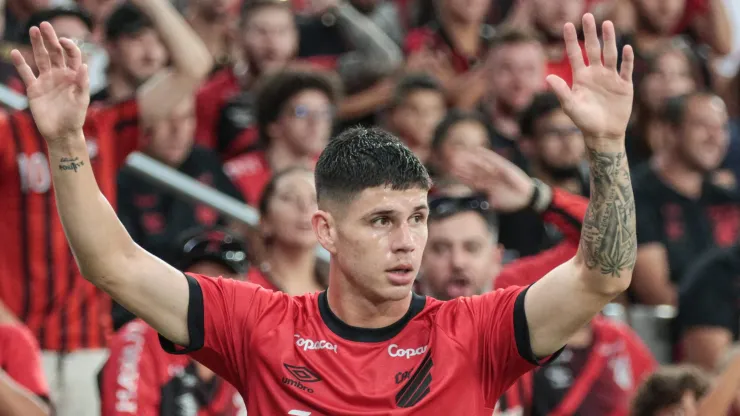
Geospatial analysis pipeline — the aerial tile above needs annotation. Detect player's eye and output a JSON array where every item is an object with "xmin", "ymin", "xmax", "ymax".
[
  {"xmin": 410, "ymin": 214, "xmax": 426, "ymax": 224},
  {"xmin": 372, "ymin": 216, "xmax": 391, "ymax": 227}
]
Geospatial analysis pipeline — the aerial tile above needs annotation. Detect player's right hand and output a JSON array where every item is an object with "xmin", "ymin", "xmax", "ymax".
[{"xmin": 11, "ymin": 22, "xmax": 90, "ymax": 143}]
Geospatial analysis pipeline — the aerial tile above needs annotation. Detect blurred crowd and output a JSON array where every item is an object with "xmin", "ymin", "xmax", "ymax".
[{"xmin": 0, "ymin": 0, "xmax": 739, "ymax": 414}]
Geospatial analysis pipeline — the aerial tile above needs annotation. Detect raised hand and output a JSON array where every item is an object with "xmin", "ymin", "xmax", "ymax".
[
  {"xmin": 449, "ymin": 148, "xmax": 537, "ymax": 213},
  {"xmin": 11, "ymin": 23, "xmax": 90, "ymax": 142},
  {"xmin": 546, "ymin": 14, "xmax": 633, "ymax": 143}
]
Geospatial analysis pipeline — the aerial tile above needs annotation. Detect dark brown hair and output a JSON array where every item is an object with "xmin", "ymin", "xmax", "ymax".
[
  {"xmin": 255, "ymin": 68, "xmax": 341, "ymax": 145},
  {"xmin": 631, "ymin": 365, "xmax": 711, "ymax": 416}
]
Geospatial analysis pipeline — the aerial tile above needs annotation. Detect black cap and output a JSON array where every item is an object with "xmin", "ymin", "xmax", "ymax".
[
  {"xmin": 21, "ymin": 6, "xmax": 94, "ymax": 45},
  {"xmin": 105, "ymin": 2, "xmax": 153, "ymax": 41},
  {"xmin": 173, "ymin": 227, "xmax": 249, "ymax": 275}
]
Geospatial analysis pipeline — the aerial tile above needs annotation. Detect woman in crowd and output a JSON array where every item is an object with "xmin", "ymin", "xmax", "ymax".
[
  {"xmin": 248, "ymin": 167, "xmax": 328, "ymax": 294},
  {"xmin": 627, "ymin": 41, "xmax": 702, "ymax": 167}
]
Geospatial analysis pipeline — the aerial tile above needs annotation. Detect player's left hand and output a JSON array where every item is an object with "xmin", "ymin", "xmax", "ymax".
[
  {"xmin": 546, "ymin": 13, "xmax": 634, "ymax": 143},
  {"xmin": 449, "ymin": 148, "xmax": 536, "ymax": 213}
]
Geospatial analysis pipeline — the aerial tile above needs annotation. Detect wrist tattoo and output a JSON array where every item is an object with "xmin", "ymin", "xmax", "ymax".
[
  {"xmin": 579, "ymin": 149, "xmax": 637, "ymax": 277},
  {"xmin": 59, "ymin": 157, "xmax": 85, "ymax": 173}
]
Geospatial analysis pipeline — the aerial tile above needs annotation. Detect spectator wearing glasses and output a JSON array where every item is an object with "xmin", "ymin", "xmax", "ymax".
[
  {"xmin": 0, "ymin": 1, "xmax": 212, "ymax": 414},
  {"xmin": 225, "ymin": 69, "xmax": 340, "ymax": 206},
  {"xmin": 93, "ymin": 2, "xmax": 168, "ymax": 103},
  {"xmin": 100, "ymin": 227, "xmax": 246, "ymax": 416},
  {"xmin": 519, "ymin": 91, "xmax": 588, "ymax": 197},
  {"xmin": 383, "ymin": 73, "xmax": 447, "ymax": 164},
  {"xmin": 249, "ymin": 167, "xmax": 328, "ymax": 294}
]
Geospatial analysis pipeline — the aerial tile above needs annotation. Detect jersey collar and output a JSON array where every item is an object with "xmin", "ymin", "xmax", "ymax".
[{"xmin": 317, "ymin": 291, "xmax": 427, "ymax": 342}]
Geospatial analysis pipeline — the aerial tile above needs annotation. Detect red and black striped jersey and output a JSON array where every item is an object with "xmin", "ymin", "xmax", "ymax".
[{"xmin": 0, "ymin": 100, "xmax": 139, "ymax": 351}]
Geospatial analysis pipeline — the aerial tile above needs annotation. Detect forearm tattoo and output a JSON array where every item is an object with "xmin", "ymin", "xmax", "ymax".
[
  {"xmin": 59, "ymin": 157, "xmax": 84, "ymax": 173},
  {"xmin": 579, "ymin": 149, "xmax": 637, "ymax": 277}
]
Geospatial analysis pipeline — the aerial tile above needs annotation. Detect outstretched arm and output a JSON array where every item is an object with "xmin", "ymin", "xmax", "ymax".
[
  {"xmin": 11, "ymin": 24, "xmax": 191, "ymax": 346},
  {"xmin": 520, "ymin": 14, "xmax": 636, "ymax": 357}
]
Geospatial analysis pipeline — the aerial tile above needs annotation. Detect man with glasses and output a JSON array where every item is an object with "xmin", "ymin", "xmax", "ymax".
[
  {"xmin": 225, "ymin": 68, "xmax": 340, "ymax": 205},
  {"xmin": 0, "ymin": 1, "xmax": 212, "ymax": 414},
  {"xmin": 519, "ymin": 91, "xmax": 589, "ymax": 197},
  {"xmin": 100, "ymin": 227, "xmax": 247, "ymax": 416}
]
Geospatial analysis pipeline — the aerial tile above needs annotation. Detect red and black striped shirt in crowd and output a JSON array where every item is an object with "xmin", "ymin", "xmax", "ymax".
[{"xmin": 0, "ymin": 100, "xmax": 140, "ymax": 351}]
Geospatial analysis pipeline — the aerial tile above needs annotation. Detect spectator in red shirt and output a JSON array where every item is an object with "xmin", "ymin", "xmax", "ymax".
[
  {"xmin": 99, "ymin": 226, "xmax": 247, "ymax": 416},
  {"xmin": 249, "ymin": 167, "xmax": 327, "ymax": 294},
  {"xmin": 0, "ymin": 321, "xmax": 50, "ymax": 416},
  {"xmin": 93, "ymin": 2, "xmax": 168, "ymax": 103},
  {"xmin": 224, "ymin": 69, "xmax": 340, "ymax": 205},
  {"xmin": 383, "ymin": 73, "xmax": 448, "ymax": 164},
  {"xmin": 194, "ymin": 0, "xmax": 299, "ymax": 158},
  {"xmin": 481, "ymin": 28, "xmax": 547, "ymax": 169},
  {"xmin": 403, "ymin": 0, "xmax": 494, "ymax": 108}
]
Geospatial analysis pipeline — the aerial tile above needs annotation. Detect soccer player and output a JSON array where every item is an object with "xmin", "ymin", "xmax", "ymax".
[{"xmin": 12, "ymin": 12, "xmax": 636, "ymax": 414}]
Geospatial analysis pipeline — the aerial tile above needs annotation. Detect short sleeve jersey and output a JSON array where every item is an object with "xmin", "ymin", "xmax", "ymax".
[{"xmin": 159, "ymin": 274, "xmax": 553, "ymax": 415}]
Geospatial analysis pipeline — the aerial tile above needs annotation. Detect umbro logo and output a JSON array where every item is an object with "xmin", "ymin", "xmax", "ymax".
[
  {"xmin": 282, "ymin": 364, "xmax": 321, "ymax": 394},
  {"xmin": 395, "ymin": 351, "xmax": 433, "ymax": 407}
]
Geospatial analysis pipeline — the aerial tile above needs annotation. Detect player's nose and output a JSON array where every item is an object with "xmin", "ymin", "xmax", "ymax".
[{"xmin": 390, "ymin": 223, "xmax": 416, "ymax": 253}]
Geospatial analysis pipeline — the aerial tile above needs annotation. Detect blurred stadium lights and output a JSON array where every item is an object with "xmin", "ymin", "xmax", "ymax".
[{"xmin": 123, "ymin": 151, "xmax": 331, "ymax": 263}]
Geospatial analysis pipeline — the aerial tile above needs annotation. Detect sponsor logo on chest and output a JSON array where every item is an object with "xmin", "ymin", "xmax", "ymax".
[
  {"xmin": 294, "ymin": 334, "xmax": 338, "ymax": 353},
  {"xmin": 388, "ymin": 343, "xmax": 427, "ymax": 359}
]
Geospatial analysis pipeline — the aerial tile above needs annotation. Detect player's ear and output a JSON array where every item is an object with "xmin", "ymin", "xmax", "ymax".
[{"xmin": 312, "ymin": 210, "xmax": 337, "ymax": 254}]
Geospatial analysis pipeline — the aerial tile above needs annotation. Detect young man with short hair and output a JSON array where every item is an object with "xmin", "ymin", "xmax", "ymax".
[{"xmin": 12, "ymin": 13, "xmax": 636, "ymax": 414}]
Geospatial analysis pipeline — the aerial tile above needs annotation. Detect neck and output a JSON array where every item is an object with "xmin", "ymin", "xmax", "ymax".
[
  {"xmin": 187, "ymin": 13, "xmax": 230, "ymax": 62},
  {"xmin": 326, "ymin": 263, "xmax": 412, "ymax": 328},
  {"xmin": 488, "ymin": 101, "xmax": 519, "ymax": 139},
  {"xmin": 652, "ymin": 155, "xmax": 704, "ymax": 199},
  {"xmin": 267, "ymin": 140, "xmax": 314, "ymax": 172},
  {"xmin": 439, "ymin": 15, "xmax": 481, "ymax": 56},
  {"xmin": 106, "ymin": 70, "xmax": 137, "ymax": 102},
  {"xmin": 266, "ymin": 243, "xmax": 317, "ymax": 293}
]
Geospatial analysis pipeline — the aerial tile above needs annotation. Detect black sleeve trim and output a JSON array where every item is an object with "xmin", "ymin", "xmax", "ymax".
[
  {"xmin": 513, "ymin": 286, "xmax": 565, "ymax": 366},
  {"xmin": 158, "ymin": 273, "xmax": 206, "ymax": 354}
]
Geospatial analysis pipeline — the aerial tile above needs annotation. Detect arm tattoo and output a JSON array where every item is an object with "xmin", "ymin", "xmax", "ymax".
[
  {"xmin": 59, "ymin": 157, "xmax": 85, "ymax": 173},
  {"xmin": 579, "ymin": 149, "xmax": 637, "ymax": 277}
]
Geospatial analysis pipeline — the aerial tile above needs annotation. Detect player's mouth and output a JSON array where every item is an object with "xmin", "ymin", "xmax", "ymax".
[{"xmin": 386, "ymin": 264, "xmax": 415, "ymax": 285}]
